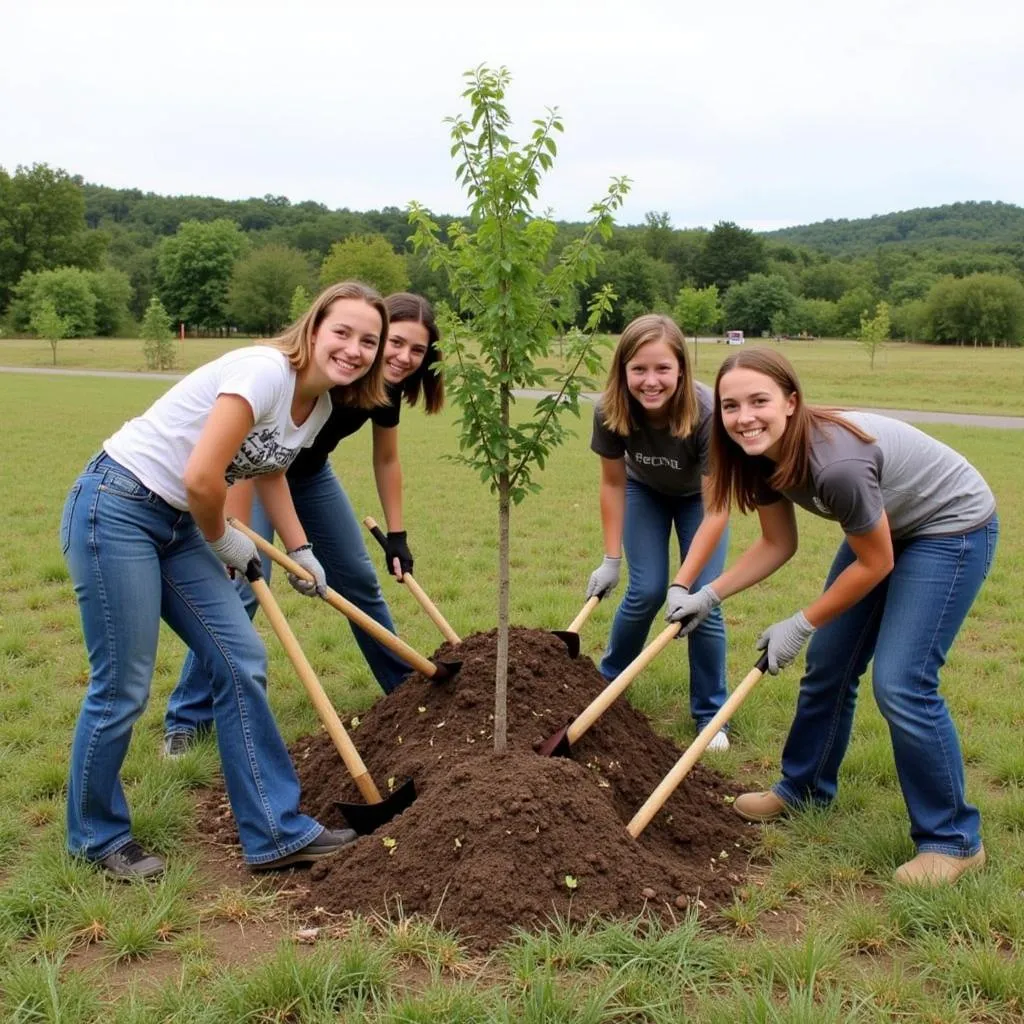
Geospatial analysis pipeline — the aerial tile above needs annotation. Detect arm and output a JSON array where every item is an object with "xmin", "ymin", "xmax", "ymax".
[
  {"xmin": 598, "ymin": 456, "xmax": 627, "ymax": 557},
  {"xmin": 710, "ymin": 498, "xmax": 799, "ymax": 599},
  {"xmin": 183, "ymin": 395, "xmax": 255, "ymax": 541},
  {"xmin": 673, "ymin": 476, "xmax": 729, "ymax": 589},
  {"xmin": 253, "ymin": 473, "xmax": 307, "ymax": 552},
  {"xmin": 372, "ymin": 423, "xmax": 404, "ymax": 532}
]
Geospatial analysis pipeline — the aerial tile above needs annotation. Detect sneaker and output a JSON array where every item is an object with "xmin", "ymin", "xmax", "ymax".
[
  {"xmin": 162, "ymin": 732, "xmax": 196, "ymax": 759},
  {"xmin": 733, "ymin": 790, "xmax": 788, "ymax": 822},
  {"xmin": 894, "ymin": 846, "xmax": 986, "ymax": 887},
  {"xmin": 705, "ymin": 730, "xmax": 730, "ymax": 752},
  {"xmin": 251, "ymin": 828, "xmax": 359, "ymax": 872},
  {"xmin": 97, "ymin": 840, "xmax": 166, "ymax": 881}
]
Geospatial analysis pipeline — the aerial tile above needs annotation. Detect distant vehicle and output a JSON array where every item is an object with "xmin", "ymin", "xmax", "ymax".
[{"xmin": 726, "ymin": 330, "xmax": 745, "ymax": 345}]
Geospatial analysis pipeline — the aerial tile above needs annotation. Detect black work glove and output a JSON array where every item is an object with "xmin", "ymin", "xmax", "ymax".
[{"xmin": 384, "ymin": 531, "xmax": 414, "ymax": 577}]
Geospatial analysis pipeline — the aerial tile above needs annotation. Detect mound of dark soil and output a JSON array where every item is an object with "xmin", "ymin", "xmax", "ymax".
[{"xmin": 277, "ymin": 627, "xmax": 756, "ymax": 949}]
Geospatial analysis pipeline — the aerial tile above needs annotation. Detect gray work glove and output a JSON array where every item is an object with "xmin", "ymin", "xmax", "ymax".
[
  {"xmin": 586, "ymin": 555, "xmax": 622, "ymax": 599},
  {"xmin": 665, "ymin": 583, "xmax": 721, "ymax": 638},
  {"xmin": 756, "ymin": 610, "xmax": 816, "ymax": 674},
  {"xmin": 208, "ymin": 524, "xmax": 259, "ymax": 574},
  {"xmin": 286, "ymin": 544, "xmax": 327, "ymax": 598}
]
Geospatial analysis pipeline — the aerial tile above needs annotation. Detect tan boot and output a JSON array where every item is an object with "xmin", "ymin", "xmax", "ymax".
[
  {"xmin": 893, "ymin": 845, "xmax": 986, "ymax": 886},
  {"xmin": 733, "ymin": 790, "xmax": 788, "ymax": 822}
]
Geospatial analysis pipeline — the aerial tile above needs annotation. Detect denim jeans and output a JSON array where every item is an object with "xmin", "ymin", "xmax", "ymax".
[
  {"xmin": 599, "ymin": 478, "xmax": 729, "ymax": 726},
  {"xmin": 165, "ymin": 462, "xmax": 409, "ymax": 738},
  {"xmin": 62, "ymin": 453, "xmax": 323, "ymax": 865},
  {"xmin": 773, "ymin": 518, "xmax": 998, "ymax": 857}
]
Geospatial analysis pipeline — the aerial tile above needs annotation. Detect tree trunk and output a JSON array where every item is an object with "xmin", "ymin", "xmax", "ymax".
[
  {"xmin": 51, "ymin": 341, "xmax": 57, "ymax": 366},
  {"xmin": 494, "ymin": 382, "xmax": 510, "ymax": 754}
]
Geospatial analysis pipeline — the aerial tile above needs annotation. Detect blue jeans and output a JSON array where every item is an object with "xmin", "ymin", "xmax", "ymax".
[
  {"xmin": 599, "ymin": 479, "xmax": 729, "ymax": 726},
  {"xmin": 773, "ymin": 518, "xmax": 998, "ymax": 857},
  {"xmin": 62, "ymin": 454, "xmax": 322, "ymax": 865},
  {"xmin": 165, "ymin": 462, "xmax": 409, "ymax": 737}
]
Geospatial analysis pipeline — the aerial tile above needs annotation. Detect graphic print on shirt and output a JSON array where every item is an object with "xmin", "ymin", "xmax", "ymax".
[{"xmin": 226, "ymin": 427, "xmax": 301, "ymax": 483}]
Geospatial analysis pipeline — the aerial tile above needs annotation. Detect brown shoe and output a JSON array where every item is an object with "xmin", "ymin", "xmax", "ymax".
[
  {"xmin": 893, "ymin": 846, "xmax": 986, "ymax": 886},
  {"xmin": 734, "ymin": 790, "xmax": 788, "ymax": 822}
]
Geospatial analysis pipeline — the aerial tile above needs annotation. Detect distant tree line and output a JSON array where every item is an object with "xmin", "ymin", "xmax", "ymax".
[{"xmin": 2, "ymin": 163, "xmax": 1023, "ymax": 353}]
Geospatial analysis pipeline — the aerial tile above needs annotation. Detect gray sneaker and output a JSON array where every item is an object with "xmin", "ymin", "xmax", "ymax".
[
  {"xmin": 252, "ymin": 828, "xmax": 359, "ymax": 872},
  {"xmin": 162, "ymin": 732, "xmax": 196, "ymax": 759},
  {"xmin": 97, "ymin": 840, "xmax": 166, "ymax": 881}
]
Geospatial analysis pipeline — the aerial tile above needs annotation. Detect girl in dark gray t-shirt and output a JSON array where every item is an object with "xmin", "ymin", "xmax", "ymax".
[
  {"xmin": 586, "ymin": 314, "xmax": 731, "ymax": 744},
  {"xmin": 668, "ymin": 348, "xmax": 998, "ymax": 887}
]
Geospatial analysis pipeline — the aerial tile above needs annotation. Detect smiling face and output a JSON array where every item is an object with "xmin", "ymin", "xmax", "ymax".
[
  {"xmin": 311, "ymin": 298, "xmax": 383, "ymax": 387},
  {"xmin": 718, "ymin": 366, "xmax": 797, "ymax": 461},
  {"xmin": 382, "ymin": 319, "xmax": 430, "ymax": 385},
  {"xmin": 624, "ymin": 338, "xmax": 681, "ymax": 420}
]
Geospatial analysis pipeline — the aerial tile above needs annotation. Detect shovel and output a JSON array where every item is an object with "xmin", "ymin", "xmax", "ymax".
[
  {"xmin": 626, "ymin": 652, "xmax": 769, "ymax": 839},
  {"xmin": 539, "ymin": 620, "xmax": 685, "ymax": 758},
  {"xmin": 550, "ymin": 595, "xmax": 601, "ymax": 658},
  {"xmin": 243, "ymin": 561, "xmax": 416, "ymax": 834},
  {"xmin": 362, "ymin": 516, "xmax": 461, "ymax": 645},
  {"xmin": 231, "ymin": 520, "xmax": 461, "ymax": 684}
]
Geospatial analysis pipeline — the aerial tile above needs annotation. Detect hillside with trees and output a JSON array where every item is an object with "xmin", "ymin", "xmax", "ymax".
[{"xmin": 2, "ymin": 163, "xmax": 1023, "ymax": 352}]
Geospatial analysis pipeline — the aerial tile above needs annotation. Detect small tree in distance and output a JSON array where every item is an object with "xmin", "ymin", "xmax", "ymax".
[
  {"xmin": 859, "ymin": 300, "xmax": 891, "ymax": 369},
  {"xmin": 673, "ymin": 284, "xmax": 722, "ymax": 367},
  {"xmin": 289, "ymin": 284, "xmax": 311, "ymax": 323},
  {"xmin": 29, "ymin": 299, "xmax": 69, "ymax": 365},
  {"xmin": 410, "ymin": 65, "xmax": 630, "ymax": 753},
  {"xmin": 140, "ymin": 295, "xmax": 176, "ymax": 370}
]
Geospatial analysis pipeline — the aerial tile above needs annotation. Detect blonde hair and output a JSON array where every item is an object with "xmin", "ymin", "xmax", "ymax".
[
  {"xmin": 709, "ymin": 347, "xmax": 875, "ymax": 513},
  {"xmin": 600, "ymin": 314, "xmax": 698, "ymax": 438},
  {"xmin": 266, "ymin": 280, "xmax": 389, "ymax": 409}
]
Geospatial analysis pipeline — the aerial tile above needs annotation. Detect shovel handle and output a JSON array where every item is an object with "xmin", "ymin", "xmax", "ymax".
[
  {"xmin": 245, "ymin": 566, "xmax": 382, "ymax": 805},
  {"xmin": 362, "ymin": 516, "xmax": 461, "ymax": 645},
  {"xmin": 566, "ymin": 595, "xmax": 601, "ymax": 635},
  {"xmin": 626, "ymin": 653, "xmax": 770, "ymax": 839},
  {"xmin": 567, "ymin": 621, "xmax": 681, "ymax": 746},
  {"xmin": 231, "ymin": 519, "xmax": 442, "ymax": 679}
]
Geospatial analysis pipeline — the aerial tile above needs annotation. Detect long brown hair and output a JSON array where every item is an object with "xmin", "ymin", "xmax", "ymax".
[
  {"xmin": 385, "ymin": 292, "xmax": 445, "ymax": 414},
  {"xmin": 709, "ymin": 348, "xmax": 875, "ymax": 513},
  {"xmin": 267, "ymin": 280, "xmax": 389, "ymax": 410},
  {"xmin": 601, "ymin": 314, "xmax": 699, "ymax": 438}
]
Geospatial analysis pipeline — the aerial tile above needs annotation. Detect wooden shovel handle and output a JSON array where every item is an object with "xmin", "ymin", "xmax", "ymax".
[
  {"xmin": 246, "ymin": 571, "xmax": 382, "ymax": 804},
  {"xmin": 626, "ymin": 653, "xmax": 770, "ymax": 839},
  {"xmin": 566, "ymin": 595, "xmax": 601, "ymax": 635},
  {"xmin": 362, "ymin": 516, "xmax": 461, "ymax": 645},
  {"xmin": 230, "ymin": 519, "xmax": 441, "ymax": 679},
  {"xmin": 566, "ymin": 622, "xmax": 681, "ymax": 746}
]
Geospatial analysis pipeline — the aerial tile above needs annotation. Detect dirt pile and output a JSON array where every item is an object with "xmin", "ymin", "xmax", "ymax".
[{"xmin": 279, "ymin": 627, "xmax": 756, "ymax": 949}]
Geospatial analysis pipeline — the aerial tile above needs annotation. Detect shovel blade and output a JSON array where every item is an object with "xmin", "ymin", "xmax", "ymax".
[
  {"xmin": 550, "ymin": 630, "xmax": 580, "ymax": 659},
  {"xmin": 336, "ymin": 777, "xmax": 417, "ymax": 835},
  {"xmin": 429, "ymin": 659, "xmax": 462, "ymax": 684},
  {"xmin": 538, "ymin": 723, "xmax": 572, "ymax": 758}
]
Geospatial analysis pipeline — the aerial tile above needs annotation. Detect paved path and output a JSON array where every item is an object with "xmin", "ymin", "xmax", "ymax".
[{"xmin": 4, "ymin": 366, "xmax": 1024, "ymax": 429}]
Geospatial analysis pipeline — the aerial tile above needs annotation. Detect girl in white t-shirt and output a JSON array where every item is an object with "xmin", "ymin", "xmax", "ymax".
[{"xmin": 61, "ymin": 281, "xmax": 388, "ymax": 879}]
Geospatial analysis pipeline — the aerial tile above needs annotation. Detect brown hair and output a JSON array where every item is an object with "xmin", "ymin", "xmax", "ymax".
[
  {"xmin": 266, "ymin": 280, "xmax": 389, "ymax": 410},
  {"xmin": 385, "ymin": 292, "xmax": 445, "ymax": 414},
  {"xmin": 709, "ymin": 347, "xmax": 875, "ymax": 513},
  {"xmin": 600, "ymin": 314, "xmax": 698, "ymax": 438}
]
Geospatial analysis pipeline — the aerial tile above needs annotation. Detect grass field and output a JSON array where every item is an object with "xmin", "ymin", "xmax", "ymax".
[
  {"xmin": 2, "ymin": 334, "xmax": 1024, "ymax": 416},
  {"xmin": 0, "ymin": 361, "xmax": 1022, "ymax": 1021}
]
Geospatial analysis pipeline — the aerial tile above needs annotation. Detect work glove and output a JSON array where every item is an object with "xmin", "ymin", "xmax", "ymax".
[
  {"xmin": 208, "ymin": 524, "xmax": 259, "ymax": 575},
  {"xmin": 384, "ymin": 531, "xmax": 414, "ymax": 577},
  {"xmin": 286, "ymin": 544, "xmax": 327, "ymax": 597},
  {"xmin": 586, "ymin": 555, "xmax": 622, "ymax": 599},
  {"xmin": 756, "ymin": 610, "xmax": 816, "ymax": 674},
  {"xmin": 665, "ymin": 583, "xmax": 721, "ymax": 638}
]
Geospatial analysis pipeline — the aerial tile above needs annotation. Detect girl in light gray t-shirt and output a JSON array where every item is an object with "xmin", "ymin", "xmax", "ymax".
[{"xmin": 669, "ymin": 348, "xmax": 997, "ymax": 887}]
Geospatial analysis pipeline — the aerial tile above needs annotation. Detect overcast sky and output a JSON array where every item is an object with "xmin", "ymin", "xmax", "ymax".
[{"xmin": 3, "ymin": 0, "xmax": 1021, "ymax": 231}]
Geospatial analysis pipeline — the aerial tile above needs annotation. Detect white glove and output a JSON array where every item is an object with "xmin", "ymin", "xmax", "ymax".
[
  {"xmin": 586, "ymin": 555, "xmax": 622, "ymax": 599},
  {"xmin": 665, "ymin": 583, "xmax": 721, "ymax": 638},
  {"xmin": 208, "ymin": 524, "xmax": 259, "ymax": 574},
  {"xmin": 286, "ymin": 544, "xmax": 327, "ymax": 597},
  {"xmin": 756, "ymin": 610, "xmax": 816, "ymax": 674}
]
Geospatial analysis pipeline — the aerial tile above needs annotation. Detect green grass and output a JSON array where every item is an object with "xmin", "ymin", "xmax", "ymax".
[{"xmin": 0, "ymin": 362, "xmax": 1021, "ymax": 1020}]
